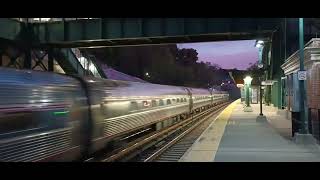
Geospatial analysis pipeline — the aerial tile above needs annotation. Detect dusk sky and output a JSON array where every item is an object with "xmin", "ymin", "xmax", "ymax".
[{"xmin": 177, "ymin": 40, "xmax": 259, "ymax": 70}]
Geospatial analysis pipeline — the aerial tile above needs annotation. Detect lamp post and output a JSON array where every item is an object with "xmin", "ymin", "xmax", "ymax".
[
  {"xmin": 243, "ymin": 76, "xmax": 253, "ymax": 112},
  {"xmin": 255, "ymin": 40, "xmax": 267, "ymax": 122},
  {"xmin": 256, "ymin": 40, "xmax": 264, "ymax": 114},
  {"xmin": 258, "ymin": 77, "xmax": 263, "ymax": 116}
]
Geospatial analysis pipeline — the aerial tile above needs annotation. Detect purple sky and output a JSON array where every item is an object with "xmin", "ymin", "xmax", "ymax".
[{"xmin": 177, "ymin": 40, "xmax": 258, "ymax": 70}]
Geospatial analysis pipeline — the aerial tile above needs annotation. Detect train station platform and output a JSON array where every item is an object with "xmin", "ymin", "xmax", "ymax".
[{"xmin": 179, "ymin": 99, "xmax": 320, "ymax": 162}]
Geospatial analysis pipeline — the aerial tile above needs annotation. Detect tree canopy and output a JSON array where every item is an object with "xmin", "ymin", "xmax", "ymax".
[{"xmin": 87, "ymin": 45, "xmax": 233, "ymax": 89}]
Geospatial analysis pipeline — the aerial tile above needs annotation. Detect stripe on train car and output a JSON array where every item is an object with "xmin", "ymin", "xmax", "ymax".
[
  {"xmin": 0, "ymin": 103, "xmax": 71, "ymax": 113},
  {"xmin": 53, "ymin": 111, "xmax": 69, "ymax": 116}
]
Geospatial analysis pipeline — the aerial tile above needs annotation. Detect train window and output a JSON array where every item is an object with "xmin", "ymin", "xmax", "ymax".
[
  {"xmin": 167, "ymin": 99, "xmax": 171, "ymax": 105},
  {"xmin": 184, "ymin": 98, "xmax": 187, "ymax": 102},
  {"xmin": 0, "ymin": 112, "xmax": 37, "ymax": 135},
  {"xmin": 130, "ymin": 102, "xmax": 139, "ymax": 111},
  {"xmin": 181, "ymin": 98, "xmax": 184, "ymax": 102},
  {"xmin": 177, "ymin": 98, "xmax": 180, "ymax": 103},
  {"xmin": 151, "ymin": 100, "xmax": 157, "ymax": 107},
  {"xmin": 159, "ymin": 99, "xmax": 164, "ymax": 106}
]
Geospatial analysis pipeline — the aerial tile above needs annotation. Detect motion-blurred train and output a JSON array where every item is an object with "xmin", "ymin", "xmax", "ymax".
[{"xmin": 0, "ymin": 67, "xmax": 229, "ymax": 162}]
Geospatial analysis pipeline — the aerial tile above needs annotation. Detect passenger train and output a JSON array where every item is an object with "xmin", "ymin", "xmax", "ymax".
[{"xmin": 0, "ymin": 67, "xmax": 229, "ymax": 162}]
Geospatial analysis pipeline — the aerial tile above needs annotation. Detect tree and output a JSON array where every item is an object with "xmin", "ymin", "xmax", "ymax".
[
  {"xmin": 246, "ymin": 61, "xmax": 264, "ymax": 85},
  {"xmin": 88, "ymin": 44, "xmax": 231, "ymax": 89},
  {"xmin": 176, "ymin": 48, "xmax": 199, "ymax": 66}
]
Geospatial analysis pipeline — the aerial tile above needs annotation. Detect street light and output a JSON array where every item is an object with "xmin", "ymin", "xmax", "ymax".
[
  {"xmin": 255, "ymin": 40, "xmax": 265, "ymax": 117},
  {"xmin": 255, "ymin": 40, "xmax": 267, "ymax": 122},
  {"xmin": 145, "ymin": 72, "xmax": 151, "ymax": 78},
  {"xmin": 243, "ymin": 76, "xmax": 253, "ymax": 112},
  {"xmin": 257, "ymin": 40, "xmax": 264, "ymax": 45},
  {"xmin": 244, "ymin": 76, "xmax": 252, "ymax": 84},
  {"xmin": 255, "ymin": 40, "xmax": 265, "ymax": 68}
]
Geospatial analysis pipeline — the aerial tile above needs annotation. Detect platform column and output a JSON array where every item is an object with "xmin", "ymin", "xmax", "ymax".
[
  {"xmin": 298, "ymin": 18, "xmax": 308, "ymax": 134},
  {"xmin": 244, "ymin": 76, "xmax": 253, "ymax": 112},
  {"xmin": 293, "ymin": 18, "xmax": 316, "ymax": 145}
]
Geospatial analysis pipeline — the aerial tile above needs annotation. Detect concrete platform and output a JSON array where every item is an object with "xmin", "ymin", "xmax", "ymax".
[{"xmin": 179, "ymin": 99, "xmax": 320, "ymax": 162}]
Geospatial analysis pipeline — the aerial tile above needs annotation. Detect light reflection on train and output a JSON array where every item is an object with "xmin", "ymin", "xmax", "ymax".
[{"xmin": 0, "ymin": 67, "xmax": 229, "ymax": 162}]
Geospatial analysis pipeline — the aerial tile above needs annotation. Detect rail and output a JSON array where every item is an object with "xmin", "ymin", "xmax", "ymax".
[
  {"xmin": 86, "ymin": 101, "xmax": 230, "ymax": 162},
  {"xmin": 143, "ymin": 103, "xmax": 228, "ymax": 162}
]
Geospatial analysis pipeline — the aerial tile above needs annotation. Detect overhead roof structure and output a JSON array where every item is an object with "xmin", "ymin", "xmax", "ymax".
[{"xmin": 1, "ymin": 18, "xmax": 278, "ymax": 48}]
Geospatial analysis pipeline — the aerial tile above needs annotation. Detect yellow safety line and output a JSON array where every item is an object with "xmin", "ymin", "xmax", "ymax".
[
  {"xmin": 179, "ymin": 99, "xmax": 239, "ymax": 162},
  {"xmin": 210, "ymin": 99, "xmax": 239, "ymax": 161}
]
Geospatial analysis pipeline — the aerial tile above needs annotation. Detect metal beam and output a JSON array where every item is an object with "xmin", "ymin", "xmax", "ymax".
[
  {"xmin": 7, "ymin": 56, "xmax": 16, "ymax": 67},
  {"xmin": 63, "ymin": 19, "xmax": 69, "ymax": 41},
  {"xmin": 19, "ymin": 18, "xmax": 280, "ymax": 43},
  {"xmin": 31, "ymin": 51, "xmax": 47, "ymax": 70},
  {"xmin": 48, "ymin": 48, "xmax": 53, "ymax": 71},
  {"xmin": 101, "ymin": 18, "xmax": 106, "ymax": 39},
  {"xmin": 0, "ymin": 49, "xmax": 2, "ymax": 66},
  {"xmin": 23, "ymin": 48, "xmax": 31, "ymax": 69},
  {"xmin": 36, "ymin": 31, "xmax": 274, "ymax": 49},
  {"xmin": 0, "ymin": 18, "xmax": 22, "ymax": 40}
]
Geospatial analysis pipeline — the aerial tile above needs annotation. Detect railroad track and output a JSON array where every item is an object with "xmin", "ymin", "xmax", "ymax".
[
  {"xmin": 86, "ymin": 101, "xmax": 230, "ymax": 162},
  {"xmin": 138, "ymin": 103, "xmax": 228, "ymax": 162}
]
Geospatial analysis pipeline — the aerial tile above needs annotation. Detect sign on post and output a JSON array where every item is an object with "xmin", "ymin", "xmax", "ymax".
[
  {"xmin": 298, "ymin": 71, "xmax": 307, "ymax": 80},
  {"xmin": 261, "ymin": 80, "xmax": 274, "ymax": 86}
]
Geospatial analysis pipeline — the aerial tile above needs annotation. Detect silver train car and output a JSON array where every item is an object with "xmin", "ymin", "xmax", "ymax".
[{"xmin": 0, "ymin": 67, "xmax": 229, "ymax": 162}]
